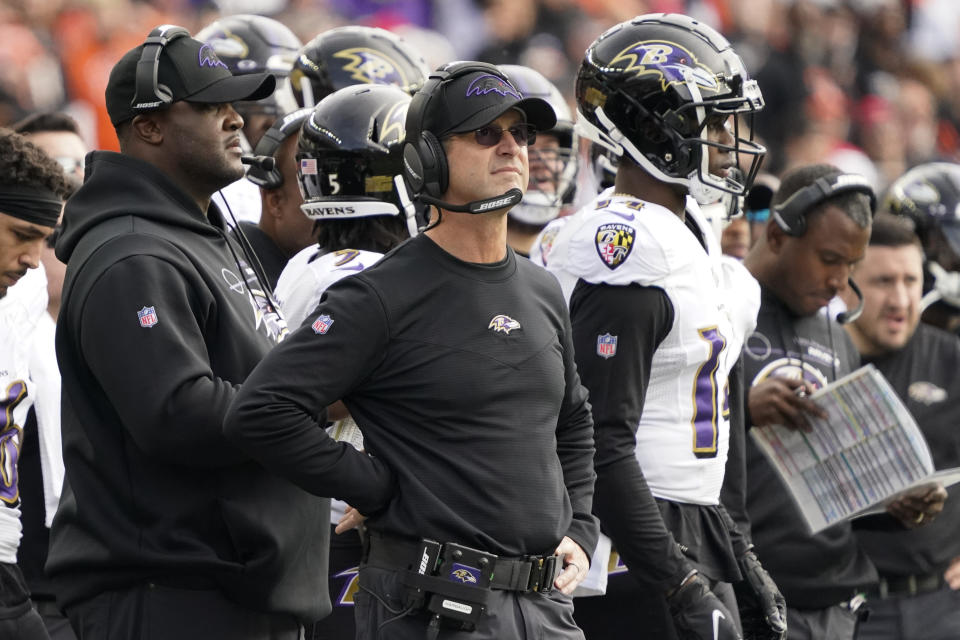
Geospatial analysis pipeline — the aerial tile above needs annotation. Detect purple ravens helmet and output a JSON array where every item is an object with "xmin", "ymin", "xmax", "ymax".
[
  {"xmin": 576, "ymin": 13, "xmax": 765, "ymax": 196},
  {"xmin": 290, "ymin": 26, "xmax": 429, "ymax": 108},
  {"xmin": 195, "ymin": 14, "xmax": 302, "ymax": 118},
  {"xmin": 499, "ymin": 64, "xmax": 579, "ymax": 227},
  {"xmin": 297, "ymin": 84, "xmax": 413, "ymax": 226}
]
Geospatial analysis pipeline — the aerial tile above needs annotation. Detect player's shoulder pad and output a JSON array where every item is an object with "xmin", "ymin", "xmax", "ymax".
[
  {"xmin": 547, "ymin": 193, "xmax": 696, "ymax": 286},
  {"xmin": 303, "ymin": 248, "xmax": 383, "ymax": 292},
  {"xmin": 718, "ymin": 254, "xmax": 761, "ymax": 340}
]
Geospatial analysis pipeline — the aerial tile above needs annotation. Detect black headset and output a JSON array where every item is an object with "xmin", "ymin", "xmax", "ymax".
[
  {"xmin": 402, "ymin": 61, "xmax": 511, "ymax": 200},
  {"xmin": 772, "ymin": 172, "xmax": 877, "ymax": 237},
  {"xmin": 131, "ymin": 25, "xmax": 191, "ymax": 112},
  {"xmin": 246, "ymin": 108, "xmax": 313, "ymax": 189}
]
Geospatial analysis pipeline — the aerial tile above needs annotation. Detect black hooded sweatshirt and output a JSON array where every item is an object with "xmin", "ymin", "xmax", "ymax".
[{"xmin": 47, "ymin": 151, "xmax": 330, "ymax": 624}]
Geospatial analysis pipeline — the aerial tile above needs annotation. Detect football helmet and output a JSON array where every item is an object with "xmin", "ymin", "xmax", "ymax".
[
  {"xmin": 885, "ymin": 162, "xmax": 960, "ymax": 250},
  {"xmin": 297, "ymin": 84, "xmax": 418, "ymax": 235},
  {"xmin": 196, "ymin": 15, "xmax": 302, "ymax": 118},
  {"xmin": 499, "ymin": 64, "xmax": 579, "ymax": 227},
  {"xmin": 290, "ymin": 26, "xmax": 429, "ymax": 108},
  {"xmin": 886, "ymin": 162, "xmax": 960, "ymax": 311},
  {"xmin": 576, "ymin": 13, "xmax": 765, "ymax": 196}
]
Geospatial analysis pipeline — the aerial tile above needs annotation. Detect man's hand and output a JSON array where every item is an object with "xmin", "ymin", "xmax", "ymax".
[
  {"xmin": 748, "ymin": 378, "xmax": 826, "ymax": 431},
  {"xmin": 335, "ymin": 505, "xmax": 366, "ymax": 534},
  {"xmin": 734, "ymin": 550, "xmax": 787, "ymax": 640},
  {"xmin": 553, "ymin": 536, "xmax": 589, "ymax": 595},
  {"xmin": 886, "ymin": 484, "xmax": 947, "ymax": 528},
  {"xmin": 945, "ymin": 556, "xmax": 960, "ymax": 590},
  {"xmin": 668, "ymin": 572, "xmax": 743, "ymax": 640}
]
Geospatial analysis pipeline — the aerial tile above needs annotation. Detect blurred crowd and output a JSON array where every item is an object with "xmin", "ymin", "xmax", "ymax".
[{"xmin": 2, "ymin": 0, "xmax": 959, "ymax": 191}]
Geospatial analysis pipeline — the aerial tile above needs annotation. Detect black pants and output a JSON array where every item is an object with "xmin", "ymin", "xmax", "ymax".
[
  {"xmin": 64, "ymin": 583, "xmax": 302, "ymax": 640},
  {"xmin": 355, "ymin": 566, "xmax": 584, "ymax": 639},
  {"xmin": 0, "ymin": 562, "xmax": 49, "ymax": 640}
]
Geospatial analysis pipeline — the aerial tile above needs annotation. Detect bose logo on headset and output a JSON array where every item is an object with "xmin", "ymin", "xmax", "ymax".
[
  {"xmin": 772, "ymin": 172, "xmax": 877, "ymax": 237},
  {"xmin": 131, "ymin": 25, "xmax": 191, "ymax": 112}
]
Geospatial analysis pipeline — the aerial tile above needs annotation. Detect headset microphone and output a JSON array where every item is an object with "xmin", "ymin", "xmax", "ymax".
[
  {"xmin": 241, "ymin": 155, "xmax": 276, "ymax": 172},
  {"xmin": 419, "ymin": 188, "xmax": 523, "ymax": 215},
  {"xmin": 836, "ymin": 278, "xmax": 864, "ymax": 325}
]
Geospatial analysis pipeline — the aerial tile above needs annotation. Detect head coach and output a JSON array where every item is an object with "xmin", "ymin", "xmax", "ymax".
[{"xmin": 224, "ymin": 62, "xmax": 600, "ymax": 639}]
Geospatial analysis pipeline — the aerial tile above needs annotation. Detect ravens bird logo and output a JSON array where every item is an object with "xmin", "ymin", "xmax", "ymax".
[
  {"xmin": 609, "ymin": 40, "xmax": 718, "ymax": 92},
  {"xmin": 334, "ymin": 48, "xmax": 407, "ymax": 87},
  {"xmin": 198, "ymin": 44, "xmax": 228, "ymax": 70},
  {"xmin": 488, "ymin": 314, "xmax": 521, "ymax": 334},
  {"xmin": 451, "ymin": 568, "xmax": 478, "ymax": 584},
  {"xmin": 465, "ymin": 74, "xmax": 521, "ymax": 99}
]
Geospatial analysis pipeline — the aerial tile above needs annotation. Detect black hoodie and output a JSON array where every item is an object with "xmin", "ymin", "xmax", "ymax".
[{"xmin": 47, "ymin": 151, "xmax": 330, "ymax": 623}]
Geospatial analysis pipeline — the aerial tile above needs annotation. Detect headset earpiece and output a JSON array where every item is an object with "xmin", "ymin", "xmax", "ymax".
[
  {"xmin": 131, "ymin": 25, "xmax": 191, "ymax": 113},
  {"xmin": 418, "ymin": 131, "xmax": 448, "ymax": 199},
  {"xmin": 772, "ymin": 173, "xmax": 876, "ymax": 237}
]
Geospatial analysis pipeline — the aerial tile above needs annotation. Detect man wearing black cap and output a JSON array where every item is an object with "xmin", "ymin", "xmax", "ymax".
[
  {"xmin": 224, "ymin": 62, "xmax": 599, "ymax": 639},
  {"xmin": 0, "ymin": 128, "xmax": 66, "ymax": 640},
  {"xmin": 46, "ymin": 27, "xmax": 329, "ymax": 640}
]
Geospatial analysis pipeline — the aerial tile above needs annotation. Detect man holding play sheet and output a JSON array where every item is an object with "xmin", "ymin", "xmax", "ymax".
[{"xmin": 737, "ymin": 164, "xmax": 877, "ymax": 640}]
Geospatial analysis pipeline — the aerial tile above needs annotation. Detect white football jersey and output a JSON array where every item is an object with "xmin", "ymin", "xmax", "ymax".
[
  {"xmin": 275, "ymin": 246, "xmax": 383, "ymax": 523},
  {"xmin": 213, "ymin": 177, "xmax": 262, "ymax": 227},
  {"xmin": 0, "ymin": 267, "xmax": 47, "ymax": 562},
  {"xmin": 275, "ymin": 247, "xmax": 384, "ymax": 329},
  {"xmin": 547, "ymin": 188, "xmax": 760, "ymax": 505}
]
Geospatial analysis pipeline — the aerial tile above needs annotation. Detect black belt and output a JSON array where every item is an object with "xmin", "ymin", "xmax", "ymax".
[
  {"xmin": 364, "ymin": 532, "xmax": 560, "ymax": 594},
  {"xmin": 874, "ymin": 573, "xmax": 946, "ymax": 598}
]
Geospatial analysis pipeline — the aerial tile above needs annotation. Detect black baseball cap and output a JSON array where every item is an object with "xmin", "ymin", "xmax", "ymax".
[
  {"xmin": 106, "ymin": 30, "xmax": 276, "ymax": 126},
  {"xmin": 421, "ymin": 68, "xmax": 557, "ymax": 137}
]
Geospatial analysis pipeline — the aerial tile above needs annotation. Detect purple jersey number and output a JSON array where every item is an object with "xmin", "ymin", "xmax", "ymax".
[
  {"xmin": 0, "ymin": 381, "xmax": 28, "ymax": 505},
  {"xmin": 691, "ymin": 327, "xmax": 727, "ymax": 459}
]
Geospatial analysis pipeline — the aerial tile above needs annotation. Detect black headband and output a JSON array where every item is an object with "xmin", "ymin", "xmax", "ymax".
[{"xmin": 0, "ymin": 184, "xmax": 62, "ymax": 228}]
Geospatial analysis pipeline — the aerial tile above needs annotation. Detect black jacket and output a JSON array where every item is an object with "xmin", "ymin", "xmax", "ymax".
[{"xmin": 47, "ymin": 151, "xmax": 329, "ymax": 623}]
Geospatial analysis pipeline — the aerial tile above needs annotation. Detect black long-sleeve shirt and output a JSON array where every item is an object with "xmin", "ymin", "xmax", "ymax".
[{"xmin": 225, "ymin": 234, "xmax": 599, "ymax": 559}]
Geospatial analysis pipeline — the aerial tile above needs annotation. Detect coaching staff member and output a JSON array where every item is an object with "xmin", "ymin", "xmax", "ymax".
[
  {"xmin": 47, "ymin": 26, "xmax": 329, "ymax": 639},
  {"xmin": 739, "ymin": 164, "xmax": 878, "ymax": 639},
  {"xmin": 225, "ymin": 62, "xmax": 599, "ymax": 639},
  {"xmin": 841, "ymin": 215, "xmax": 955, "ymax": 639}
]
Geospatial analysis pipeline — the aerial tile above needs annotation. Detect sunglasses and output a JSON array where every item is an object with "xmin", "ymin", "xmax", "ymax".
[{"xmin": 470, "ymin": 123, "xmax": 538, "ymax": 147}]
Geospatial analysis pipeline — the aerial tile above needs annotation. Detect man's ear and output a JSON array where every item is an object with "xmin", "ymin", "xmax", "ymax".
[
  {"xmin": 130, "ymin": 113, "xmax": 163, "ymax": 146},
  {"xmin": 263, "ymin": 187, "xmax": 284, "ymax": 220},
  {"xmin": 766, "ymin": 219, "xmax": 787, "ymax": 254}
]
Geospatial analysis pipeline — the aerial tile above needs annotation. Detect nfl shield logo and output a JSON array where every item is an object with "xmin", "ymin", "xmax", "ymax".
[
  {"xmin": 312, "ymin": 314, "xmax": 334, "ymax": 334},
  {"xmin": 137, "ymin": 306, "xmax": 158, "ymax": 328},
  {"xmin": 597, "ymin": 333, "xmax": 617, "ymax": 359},
  {"xmin": 595, "ymin": 223, "xmax": 635, "ymax": 269}
]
